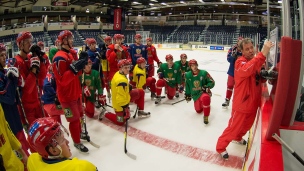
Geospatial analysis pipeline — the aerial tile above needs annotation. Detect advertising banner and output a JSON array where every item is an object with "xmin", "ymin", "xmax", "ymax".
[
  {"xmin": 114, "ymin": 8, "xmax": 122, "ymax": 30},
  {"xmin": 210, "ymin": 46, "xmax": 224, "ymax": 50}
]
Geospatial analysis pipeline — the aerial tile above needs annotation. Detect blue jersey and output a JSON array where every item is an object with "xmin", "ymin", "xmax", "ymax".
[
  {"xmin": 41, "ymin": 73, "xmax": 56, "ymax": 105},
  {"xmin": 0, "ymin": 69, "xmax": 23, "ymax": 135},
  {"xmin": 128, "ymin": 44, "xmax": 147, "ymax": 66},
  {"xmin": 227, "ymin": 46, "xmax": 242, "ymax": 77},
  {"xmin": 87, "ymin": 48, "xmax": 103, "ymax": 77}
]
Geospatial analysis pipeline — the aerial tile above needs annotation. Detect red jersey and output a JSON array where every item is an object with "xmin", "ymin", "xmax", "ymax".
[
  {"xmin": 15, "ymin": 54, "xmax": 46, "ymax": 106},
  {"xmin": 146, "ymin": 45, "xmax": 160, "ymax": 65},
  {"xmin": 52, "ymin": 50, "xmax": 82, "ymax": 103},
  {"xmin": 232, "ymin": 52, "xmax": 266, "ymax": 113}
]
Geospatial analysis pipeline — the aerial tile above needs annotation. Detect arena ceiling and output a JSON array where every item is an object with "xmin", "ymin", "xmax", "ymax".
[{"xmin": 69, "ymin": 0, "xmax": 282, "ymax": 16}]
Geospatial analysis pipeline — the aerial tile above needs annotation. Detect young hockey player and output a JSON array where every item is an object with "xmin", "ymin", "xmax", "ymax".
[
  {"xmin": 27, "ymin": 117, "xmax": 97, "ymax": 171},
  {"xmin": 216, "ymin": 39, "xmax": 273, "ymax": 160},
  {"xmin": 132, "ymin": 57, "xmax": 157, "ymax": 99},
  {"xmin": 0, "ymin": 104, "xmax": 28, "ymax": 171},
  {"xmin": 222, "ymin": 37, "xmax": 243, "ymax": 108},
  {"xmin": 100, "ymin": 36, "xmax": 112, "ymax": 96},
  {"xmin": 0, "ymin": 43, "xmax": 30, "ymax": 157},
  {"xmin": 52, "ymin": 30, "xmax": 89, "ymax": 152},
  {"xmin": 146, "ymin": 37, "xmax": 162, "ymax": 77},
  {"xmin": 86, "ymin": 38, "xmax": 102, "ymax": 73},
  {"xmin": 15, "ymin": 31, "xmax": 47, "ymax": 126},
  {"xmin": 104, "ymin": 59, "xmax": 150, "ymax": 126},
  {"xmin": 106, "ymin": 34, "xmax": 130, "ymax": 81},
  {"xmin": 174, "ymin": 53, "xmax": 190, "ymax": 93},
  {"xmin": 155, "ymin": 54, "xmax": 181, "ymax": 104},
  {"xmin": 42, "ymin": 65, "xmax": 63, "ymax": 123},
  {"xmin": 49, "ymin": 39, "xmax": 60, "ymax": 62},
  {"xmin": 184, "ymin": 59, "xmax": 215, "ymax": 124},
  {"xmin": 81, "ymin": 59, "xmax": 106, "ymax": 119},
  {"xmin": 37, "ymin": 41, "xmax": 50, "ymax": 70}
]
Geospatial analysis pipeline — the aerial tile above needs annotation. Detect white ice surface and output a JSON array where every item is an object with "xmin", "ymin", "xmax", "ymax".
[{"xmin": 61, "ymin": 49, "xmax": 248, "ymax": 171}]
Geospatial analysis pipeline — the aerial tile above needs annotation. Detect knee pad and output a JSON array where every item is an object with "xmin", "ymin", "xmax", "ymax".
[
  {"xmin": 146, "ymin": 77, "xmax": 156, "ymax": 85},
  {"xmin": 202, "ymin": 95, "xmax": 211, "ymax": 106},
  {"xmin": 130, "ymin": 89, "xmax": 142, "ymax": 101},
  {"xmin": 196, "ymin": 109, "xmax": 203, "ymax": 114},
  {"xmin": 156, "ymin": 79, "xmax": 166, "ymax": 88}
]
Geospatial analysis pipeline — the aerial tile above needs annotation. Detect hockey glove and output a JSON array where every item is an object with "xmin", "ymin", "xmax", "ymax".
[
  {"xmin": 98, "ymin": 94, "xmax": 106, "ymax": 106},
  {"xmin": 30, "ymin": 45, "xmax": 45, "ymax": 62},
  {"xmin": 203, "ymin": 86, "xmax": 212, "ymax": 97},
  {"xmin": 185, "ymin": 94, "xmax": 192, "ymax": 102},
  {"xmin": 122, "ymin": 105, "xmax": 130, "ymax": 120},
  {"xmin": 30, "ymin": 57, "xmax": 40, "ymax": 72},
  {"xmin": 7, "ymin": 58, "xmax": 17, "ymax": 67},
  {"xmin": 54, "ymin": 97, "xmax": 62, "ymax": 109},
  {"xmin": 79, "ymin": 51, "xmax": 89, "ymax": 62},
  {"xmin": 179, "ymin": 85, "xmax": 184, "ymax": 92},
  {"xmin": 83, "ymin": 86, "xmax": 91, "ymax": 97},
  {"xmin": 158, "ymin": 72, "xmax": 164, "ymax": 79},
  {"xmin": 6, "ymin": 67, "xmax": 19, "ymax": 78},
  {"xmin": 157, "ymin": 61, "xmax": 162, "ymax": 68},
  {"xmin": 69, "ymin": 59, "xmax": 86, "ymax": 74},
  {"xmin": 95, "ymin": 52, "xmax": 102, "ymax": 60}
]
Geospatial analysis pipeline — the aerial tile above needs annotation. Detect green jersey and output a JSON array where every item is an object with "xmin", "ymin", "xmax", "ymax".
[
  {"xmin": 185, "ymin": 70, "xmax": 215, "ymax": 101},
  {"xmin": 174, "ymin": 60, "xmax": 190, "ymax": 73},
  {"xmin": 80, "ymin": 70, "xmax": 103, "ymax": 102},
  {"xmin": 157, "ymin": 63, "xmax": 181, "ymax": 87}
]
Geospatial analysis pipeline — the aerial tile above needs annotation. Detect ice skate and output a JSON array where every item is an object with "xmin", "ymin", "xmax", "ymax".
[
  {"xmin": 151, "ymin": 92, "xmax": 156, "ymax": 100},
  {"xmin": 233, "ymin": 138, "xmax": 247, "ymax": 145},
  {"xmin": 74, "ymin": 143, "xmax": 89, "ymax": 153},
  {"xmin": 98, "ymin": 108, "xmax": 107, "ymax": 121},
  {"xmin": 138, "ymin": 110, "xmax": 151, "ymax": 118},
  {"xmin": 222, "ymin": 98, "xmax": 230, "ymax": 108},
  {"xmin": 204, "ymin": 116, "xmax": 209, "ymax": 124},
  {"xmin": 220, "ymin": 151, "xmax": 229, "ymax": 160},
  {"xmin": 155, "ymin": 96, "xmax": 161, "ymax": 104},
  {"xmin": 94, "ymin": 101, "xmax": 101, "ymax": 109},
  {"xmin": 175, "ymin": 91, "xmax": 179, "ymax": 98}
]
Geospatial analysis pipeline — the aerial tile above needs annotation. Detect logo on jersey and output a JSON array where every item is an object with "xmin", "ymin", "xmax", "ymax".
[
  {"xmin": 136, "ymin": 48, "xmax": 141, "ymax": 54},
  {"xmin": 193, "ymin": 80, "xmax": 202, "ymax": 91},
  {"xmin": 64, "ymin": 108, "xmax": 73, "ymax": 118}
]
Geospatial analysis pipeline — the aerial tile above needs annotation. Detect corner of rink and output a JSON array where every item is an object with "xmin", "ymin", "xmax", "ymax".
[{"xmin": 242, "ymin": 83, "xmax": 284, "ymax": 171}]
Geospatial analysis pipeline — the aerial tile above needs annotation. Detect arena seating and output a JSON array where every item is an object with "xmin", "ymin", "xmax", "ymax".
[{"xmin": 170, "ymin": 25, "xmax": 205, "ymax": 43}]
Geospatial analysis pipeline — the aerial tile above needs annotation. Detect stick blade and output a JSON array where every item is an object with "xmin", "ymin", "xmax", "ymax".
[
  {"xmin": 126, "ymin": 151, "xmax": 137, "ymax": 160},
  {"xmin": 89, "ymin": 141, "xmax": 100, "ymax": 148}
]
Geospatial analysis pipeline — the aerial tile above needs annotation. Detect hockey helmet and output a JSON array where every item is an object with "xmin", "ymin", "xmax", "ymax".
[
  {"xmin": 137, "ymin": 57, "xmax": 146, "ymax": 64},
  {"xmin": 16, "ymin": 31, "xmax": 33, "ymax": 47},
  {"xmin": 104, "ymin": 36, "xmax": 112, "ymax": 41},
  {"xmin": 117, "ymin": 59, "xmax": 131, "ymax": 68},
  {"xmin": 28, "ymin": 117, "xmax": 62, "ymax": 159},
  {"xmin": 113, "ymin": 34, "xmax": 123, "ymax": 40},
  {"xmin": 134, "ymin": 34, "xmax": 142, "ymax": 39},
  {"xmin": 165, "ymin": 54, "xmax": 173, "ymax": 61},
  {"xmin": 180, "ymin": 53, "xmax": 187, "ymax": 59},
  {"xmin": 37, "ymin": 41, "xmax": 44, "ymax": 47},
  {"xmin": 0, "ymin": 43, "xmax": 6, "ymax": 52},
  {"xmin": 146, "ymin": 37, "xmax": 152, "ymax": 42},
  {"xmin": 87, "ymin": 38, "xmax": 97, "ymax": 45},
  {"xmin": 57, "ymin": 30, "xmax": 73, "ymax": 42},
  {"xmin": 188, "ymin": 59, "xmax": 198, "ymax": 66}
]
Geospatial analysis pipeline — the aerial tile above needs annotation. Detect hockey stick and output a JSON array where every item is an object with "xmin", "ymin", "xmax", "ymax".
[
  {"xmin": 163, "ymin": 98, "xmax": 186, "ymax": 105},
  {"xmin": 17, "ymin": 87, "xmax": 29, "ymax": 133},
  {"xmin": 124, "ymin": 109, "xmax": 137, "ymax": 160},
  {"xmin": 272, "ymin": 133, "xmax": 304, "ymax": 166},
  {"xmin": 132, "ymin": 106, "xmax": 139, "ymax": 119},
  {"xmin": 81, "ymin": 72, "xmax": 100, "ymax": 148}
]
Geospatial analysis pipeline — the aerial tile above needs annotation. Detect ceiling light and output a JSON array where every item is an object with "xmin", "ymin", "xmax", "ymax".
[
  {"xmin": 199, "ymin": 0, "xmax": 204, "ymax": 2},
  {"xmin": 221, "ymin": 0, "xmax": 225, "ymax": 2},
  {"xmin": 278, "ymin": 0, "xmax": 282, "ymax": 3},
  {"xmin": 86, "ymin": 9, "xmax": 89, "ymax": 13},
  {"xmin": 161, "ymin": 2, "xmax": 167, "ymax": 5},
  {"xmin": 149, "ymin": 3, "xmax": 154, "ymax": 5},
  {"xmin": 180, "ymin": 1, "xmax": 185, "ymax": 3}
]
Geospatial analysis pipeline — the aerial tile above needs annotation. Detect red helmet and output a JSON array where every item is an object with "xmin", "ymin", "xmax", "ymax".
[
  {"xmin": 113, "ymin": 34, "xmax": 123, "ymax": 40},
  {"xmin": 87, "ymin": 38, "xmax": 97, "ymax": 45},
  {"xmin": 180, "ymin": 53, "xmax": 187, "ymax": 59},
  {"xmin": 238, "ymin": 37, "xmax": 244, "ymax": 41},
  {"xmin": 117, "ymin": 59, "xmax": 131, "ymax": 68},
  {"xmin": 188, "ymin": 59, "xmax": 198, "ymax": 66},
  {"xmin": 57, "ymin": 30, "xmax": 73, "ymax": 42},
  {"xmin": 104, "ymin": 36, "xmax": 112, "ymax": 41},
  {"xmin": 0, "ymin": 43, "xmax": 6, "ymax": 52},
  {"xmin": 16, "ymin": 31, "xmax": 33, "ymax": 47},
  {"xmin": 165, "ymin": 54, "xmax": 173, "ymax": 61},
  {"xmin": 37, "ymin": 41, "xmax": 44, "ymax": 47},
  {"xmin": 146, "ymin": 37, "xmax": 152, "ymax": 41},
  {"xmin": 134, "ymin": 34, "xmax": 142, "ymax": 39},
  {"xmin": 28, "ymin": 117, "xmax": 61, "ymax": 159},
  {"xmin": 137, "ymin": 57, "xmax": 146, "ymax": 64}
]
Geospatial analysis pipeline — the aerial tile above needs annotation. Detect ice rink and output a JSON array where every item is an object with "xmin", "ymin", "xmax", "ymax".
[{"xmin": 61, "ymin": 49, "xmax": 249, "ymax": 171}]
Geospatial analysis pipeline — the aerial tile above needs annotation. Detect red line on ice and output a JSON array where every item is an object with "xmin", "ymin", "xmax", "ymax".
[{"xmin": 102, "ymin": 120, "xmax": 243, "ymax": 169}]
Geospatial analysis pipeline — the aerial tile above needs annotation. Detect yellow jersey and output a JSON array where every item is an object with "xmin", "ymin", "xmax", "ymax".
[
  {"xmin": 0, "ymin": 104, "xmax": 24, "ymax": 171},
  {"xmin": 27, "ymin": 153, "xmax": 97, "ymax": 171},
  {"xmin": 132, "ymin": 64, "xmax": 146, "ymax": 89},
  {"xmin": 111, "ymin": 71, "xmax": 130, "ymax": 112}
]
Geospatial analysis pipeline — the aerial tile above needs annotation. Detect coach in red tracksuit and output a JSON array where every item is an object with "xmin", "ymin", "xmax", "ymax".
[
  {"xmin": 15, "ymin": 31, "xmax": 46, "ymax": 126},
  {"xmin": 216, "ymin": 39, "xmax": 273, "ymax": 160},
  {"xmin": 52, "ymin": 30, "xmax": 89, "ymax": 153},
  {"xmin": 146, "ymin": 37, "xmax": 162, "ymax": 77}
]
